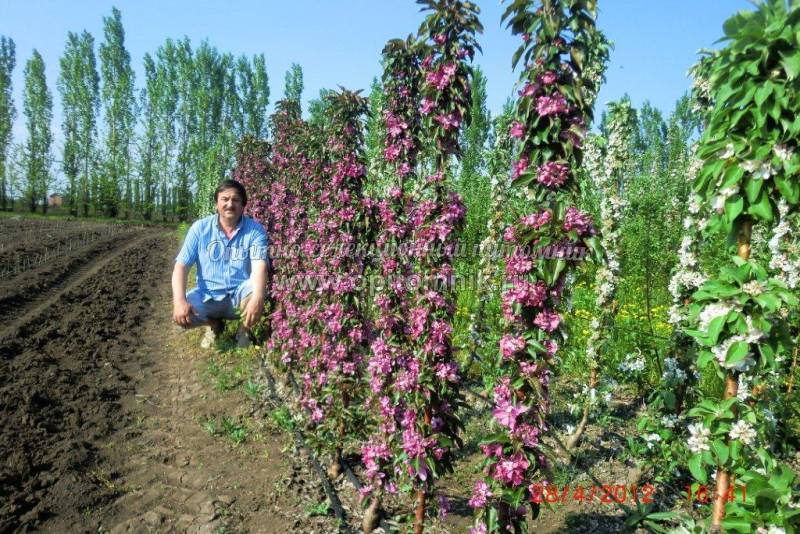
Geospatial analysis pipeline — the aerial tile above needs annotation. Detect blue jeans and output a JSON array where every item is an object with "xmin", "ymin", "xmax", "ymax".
[{"xmin": 185, "ymin": 278, "xmax": 254, "ymax": 327}]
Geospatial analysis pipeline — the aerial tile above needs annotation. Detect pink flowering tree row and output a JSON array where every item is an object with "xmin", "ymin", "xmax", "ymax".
[
  {"xmin": 399, "ymin": 1, "xmax": 482, "ymax": 532},
  {"xmin": 264, "ymin": 100, "xmax": 323, "ymax": 370},
  {"xmin": 297, "ymin": 89, "xmax": 376, "ymax": 476},
  {"xmin": 360, "ymin": 37, "xmax": 424, "ymax": 532},
  {"xmin": 468, "ymin": 1, "xmax": 607, "ymax": 532}
]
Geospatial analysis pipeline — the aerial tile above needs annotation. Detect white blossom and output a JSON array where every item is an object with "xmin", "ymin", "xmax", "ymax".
[
  {"xmin": 762, "ymin": 408, "xmax": 776, "ymax": 426},
  {"xmin": 720, "ymin": 143, "xmax": 735, "ymax": 159},
  {"xmin": 728, "ymin": 420, "xmax": 757, "ymax": 445},
  {"xmin": 687, "ymin": 422, "xmax": 711, "ymax": 453},
  {"xmin": 742, "ymin": 280, "xmax": 766, "ymax": 296},
  {"xmin": 698, "ymin": 301, "xmax": 739, "ymax": 332},
  {"xmin": 773, "ymin": 144, "xmax": 794, "ymax": 161},
  {"xmin": 644, "ymin": 433, "xmax": 662, "ymax": 449},
  {"xmin": 619, "ymin": 351, "xmax": 646, "ymax": 373},
  {"xmin": 661, "ymin": 415, "xmax": 679, "ymax": 429}
]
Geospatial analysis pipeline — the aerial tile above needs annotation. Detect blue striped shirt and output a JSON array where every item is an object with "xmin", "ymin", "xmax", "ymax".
[{"xmin": 176, "ymin": 214, "xmax": 269, "ymax": 302}]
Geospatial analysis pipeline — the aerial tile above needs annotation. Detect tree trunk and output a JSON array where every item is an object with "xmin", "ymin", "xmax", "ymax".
[
  {"xmin": 566, "ymin": 367, "xmax": 598, "ymax": 451},
  {"xmin": 711, "ymin": 218, "xmax": 751, "ymax": 529}
]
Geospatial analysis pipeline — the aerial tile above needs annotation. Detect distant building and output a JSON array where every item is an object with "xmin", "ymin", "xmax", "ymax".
[{"xmin": 48, "ymin": 194, "xmax": 63, "ymax": 207}]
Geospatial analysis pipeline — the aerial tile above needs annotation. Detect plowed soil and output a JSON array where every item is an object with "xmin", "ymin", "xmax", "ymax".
[{"xmin": 0, "ymin": 220, "xmax": 288, "ymax": 533}]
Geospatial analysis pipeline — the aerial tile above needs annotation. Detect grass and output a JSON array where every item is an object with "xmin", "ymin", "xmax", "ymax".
[
  {"xmin": 221, "ymin": 416, "xmax": 248, "ymax": 445},
  {"xmin": 305, "ymin": 499, "xmax": 331, "ymax": 517}
]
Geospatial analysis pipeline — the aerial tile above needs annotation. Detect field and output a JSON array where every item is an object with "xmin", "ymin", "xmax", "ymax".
[
  {"xmin": 0, "ymin": 218, "xmax": 295, "ymax": 532},
  {"xmin": 0, "ymin": 219, "xmax": 659, "ymax": 534}
]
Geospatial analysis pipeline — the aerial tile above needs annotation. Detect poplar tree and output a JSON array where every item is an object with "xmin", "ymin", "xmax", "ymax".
[
  {"xmin": 282, "ymin": 63, "xmax": 303, "ymax": 109},
  {"xmin": 59, "ymin": 30, "xmax": 99, "ymax": 216},
  {"xmin": 139, "ymin": 52, "xmax": 158, "ymax": 219},
  {"xmin": 0, "ymin": 36, "xmax": 15, "ymax": 211},
  {"xmin": 173, "ymin": 38, "xmax": 194, "ymax": 221},
  {"xmin": 22, "ymin": 50, "xmax": 52, "ymax": 213},
  {"xmin": 238, "ymin": 53, "xmax": 270, "ymax": 138},
  {"xmin": 154, "ymin": 39, "xmax": 178, "ymax": 220},
  {"xmin": 99, "ymin": 7, "xmax": 135, "ymax": 217}
]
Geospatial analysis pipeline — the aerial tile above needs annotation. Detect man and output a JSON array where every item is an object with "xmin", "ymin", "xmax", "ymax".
[{"xmin": 172, "ymin": 179, "xmax": 269, "ymax": 349}]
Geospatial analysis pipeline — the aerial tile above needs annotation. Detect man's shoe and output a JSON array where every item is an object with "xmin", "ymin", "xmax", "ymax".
[
  {"xmin": 200, "ymin": 327, "xmax": 217, "ymax": 349},
  {"xmin": 235, "ymin": 330, "xmax": 251, "ymax": 349}
]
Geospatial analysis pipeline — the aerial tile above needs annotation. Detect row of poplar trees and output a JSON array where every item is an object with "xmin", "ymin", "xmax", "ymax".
[{"xmin": 0, "ymin": 8, "xmax": 299, "ymax": 220}]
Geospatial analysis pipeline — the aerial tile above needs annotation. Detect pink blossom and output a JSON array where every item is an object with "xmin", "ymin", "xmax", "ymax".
[
  {"xmin": 420, "ymin": 97, "xmax": 435, "ymax": 115},
  {"xmin": 469, "ymin": 481, "xmax": 493, "ymax": 508},
  {"xmin": 520, "ymin": 210, "xmax": 552, "ymax": 229},
  {"xmin": 536, "ymin": 93, "xmax": 569, "ymax": 116},
  {"xmin": 480, "ymin": 443, "xmax": 503, "ymax": 457},
  {"xmin": 511, "ymin": 156, "xmax": 529, "ymax": 179},
  {"xmin": 540, "ymin": 71, "xmax": 558, "ymax": 85},
  {"xmin": 519, "ymin": 82, "xmax": 539, "ymax": 97},
  {"xmin": 500, "ymin": 334, "xmax": 526, "ymax": 358},
  {"xmin": 563, "ymin": 206, "xmax": 594, "ymax": 236},
  {"xmin": 514, "ymin": 423, "xmax": 540, "ymax": 447},
  {"xmin": 509, "ymin": 121, "xmax": 525, "ymax": 139},
  {"xmin": 437, "ymin": 494, "xmax": 450, "ymax": 519},
  {"xmin": 492, "ymin": 452, "xmax": 530, "ymax": 486},
  {"xmin": 493, "ymin": 400, "xmax": 529, "ymax": 431},
  {"xmin": 469, "ymin": 523, "xmax": 488, "ymax": 534},
  {"xmin": 536, "ymin": 161, "xmax": 569, "ymax": 187},
  {"xmin": 533, "ymin": 309, "xmax": 560, "ymax": 332},
  {"xmin": 434, "ymin": 111, "xmax": 462, "ymax": 130},
  {"xmin": 434, "ymin": 33, "xmax": 447, "ymax": 44},
  {"xmin": 504, "ymin": 254, "xmax": 533, "ymax": 276},
  {"xmin": 421, "ymin": 55, "xmax": 433, "ymax": 69}
]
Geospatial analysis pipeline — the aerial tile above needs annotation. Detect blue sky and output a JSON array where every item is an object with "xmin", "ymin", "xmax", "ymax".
[{"xmin": 2, "ymin": 0, "xmax": 752, "ymax": 147}]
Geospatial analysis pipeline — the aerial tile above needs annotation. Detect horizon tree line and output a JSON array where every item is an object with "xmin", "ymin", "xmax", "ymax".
[{"xmin": 0, "ymin": 7, "xmax": 291, "ymax": 221}]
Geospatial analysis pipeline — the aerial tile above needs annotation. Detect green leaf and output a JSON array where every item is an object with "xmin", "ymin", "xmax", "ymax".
[
  {"xmin": 724, "ymin": 195, "xmax": 744, "ymax": 224},
  {"xmin": 721, "ymin": 518, "xmax": 755, "ymax": 532},
  {"xmin": 744, "ymin": 176, "xmax": 763, "ymax": 203},
  {"xmin": 754, "ymin": 292, "xmax": 780, "ymax": 311},
  {"xmin": 712, "ymin": 439, "xmax": 729, "ymax": 465},
  {"xmin": 688, "ymin": 454, "xmax": 707, "ymax": 483},
  {"xmin": 775, "ymin": 174, "xmax": 800, "ymax": 203},
  {"xmin": 780, "ymin": 50, "xmax": 800, "ymax": 79},
  {"xmin": 726, "ymin": 340, "xmax": 750, "ymax": 365},
  {"xmin": 746, "ymin": 190, "xmax": 773, "ymax": 221}
]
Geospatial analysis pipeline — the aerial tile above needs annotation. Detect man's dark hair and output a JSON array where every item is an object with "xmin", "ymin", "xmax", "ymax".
[{"xmin": 214, "ymin": 179, "xmax": 248, "ymax": 206}]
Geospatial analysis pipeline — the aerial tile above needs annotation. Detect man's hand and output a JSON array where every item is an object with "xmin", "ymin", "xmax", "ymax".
[
  {"xmin": 241, "ymin": 295, "xmax": 264, "ymax": 329},
  {"xmin": 173, "ymin": 298, "xmax": 197, "ymax": 327}
]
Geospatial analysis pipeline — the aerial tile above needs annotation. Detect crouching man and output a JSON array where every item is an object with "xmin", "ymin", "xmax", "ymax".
[{"xmin": 172, "ymin": 179, "xmax": 269, "ymax": 349}]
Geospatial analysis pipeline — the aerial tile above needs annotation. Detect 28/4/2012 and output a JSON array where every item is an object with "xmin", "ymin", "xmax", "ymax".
[{"xmin": 529, "ymin": 484, "xmax": 656, "ymax": 504}]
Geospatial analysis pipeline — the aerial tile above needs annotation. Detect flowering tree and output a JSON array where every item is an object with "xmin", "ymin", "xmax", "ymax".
[
  {"xmin": 298, "ymin": 90, "xmax": 374, "ymax": 476},
  {"xmin": 265, "ymin": 100, "xmax": 322, "ymax": 368},
  {"xmin": 680, "ymin": 1, "xmax": 800, "ymax": 529},
  {"xmin": 360, "ymin": 36, "xmax": 423, "ymax": 532},
  {"xmin": 373, "ymin": 1, "xmax": 481, "ymax": 532},
  {"xmin": 468, "ymin": 1, "xmax": 607, "ymax": 532},
  {"xmin": 566, "ymin": 97, "xmax": 633, "ymax": 451}
]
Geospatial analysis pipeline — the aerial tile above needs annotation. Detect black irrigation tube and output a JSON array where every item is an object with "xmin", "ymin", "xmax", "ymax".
[
  {"xmin": 274, "ymin": 362, "xmax": 396, "ymax": 533},
  {"xmin": 258, "ymin": 357, "xmax": 349, "ymax": 532},
  {"xmin": 259, "ymin": 356, "xmax": 646, "ymax": 532}
]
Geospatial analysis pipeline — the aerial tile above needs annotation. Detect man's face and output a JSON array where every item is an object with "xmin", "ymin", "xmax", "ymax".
[{"xmin": 216, "ymin": 188, "xmax": 244, "ymax": 222}]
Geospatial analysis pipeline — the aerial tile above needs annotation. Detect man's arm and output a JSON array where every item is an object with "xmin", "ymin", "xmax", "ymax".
[
  {"xmin": 242, "ymin": 258, "xmax": 267, "ymax": 328},
  {"xmin": 172, "ymin": 262, "xmax": 196, "ymax": 326},
  {"xmin": 172, "ymin": 224, "xmax": 200, "ymax": 326}
]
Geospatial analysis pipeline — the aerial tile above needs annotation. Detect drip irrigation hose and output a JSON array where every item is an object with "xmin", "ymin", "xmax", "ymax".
[
  {"xmin": 258, "ymin": 357, "xmax": 349, "ymax": 532},
  {"xmin": 266, "ymin": 359, "xmax": 396, "ymax": 533}
]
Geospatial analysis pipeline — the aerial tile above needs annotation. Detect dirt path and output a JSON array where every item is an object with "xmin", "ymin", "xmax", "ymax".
[{"xmin": 0, "ymin": 225, "xmax": 291, "ymax": 533}]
